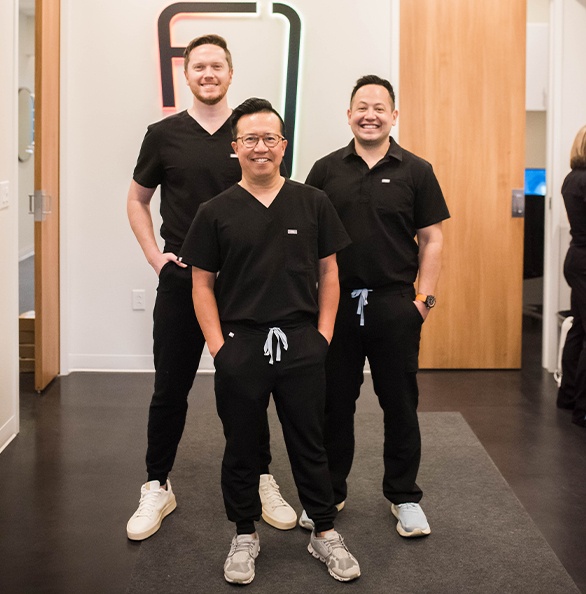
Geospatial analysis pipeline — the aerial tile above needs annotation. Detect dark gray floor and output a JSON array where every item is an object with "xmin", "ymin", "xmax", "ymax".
[
  {"xmin": 1, "ymin": 317, "xmax": 585, "ymax": 593},
  {"xmin": 127, "ymin": 411, "xmax": 578, "ymax": 593}
]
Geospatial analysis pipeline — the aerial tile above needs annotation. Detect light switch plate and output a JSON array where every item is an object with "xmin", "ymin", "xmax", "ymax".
[{"xmin": 0, "ymin": 181, "xmax": 9, "ymax": 210}]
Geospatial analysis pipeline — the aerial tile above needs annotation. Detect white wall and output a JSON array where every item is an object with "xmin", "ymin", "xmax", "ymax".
[
  {"xmin": 18, "ymin": 13, "xmax": 35, "ymax": 261},
  {"xmin": 543, "ymin": 0, "xmax": 586, "ymax": 370},
  {"xmin": 61, "ymin": 0, "xmax": 395, "ymax": 372},
  {"xmin": 0, "ymin": 0, "xmax": 20, "ymax": 452}
]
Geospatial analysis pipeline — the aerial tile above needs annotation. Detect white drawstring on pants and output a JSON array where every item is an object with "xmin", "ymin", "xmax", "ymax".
[
  {"xmin": 351, "ymin": 289, "xmax": 372, "ymax": 326},
  {"xmin": 264, "ymin": 327, "xmax": 288, "ymax": 365}
]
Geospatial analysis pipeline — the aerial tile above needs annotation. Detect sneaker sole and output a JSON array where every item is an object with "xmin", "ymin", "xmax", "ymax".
[
  {"xmin": 307, "ymin": 543, "xmax": 360, "ymax": 582},
  {"xmin": 126, "ymin": 497, "xmax": 177, "ymax": 541},
  {"xmin": 261, "ymin": 510, "xmax": 297, "ymax": 530},
  {"xmin": 224, "ymin": 569, "xmax": 256, "ymax": 585},
  {"xmin": 390, "ymin": 504, "xmax": 431, "ymax": 538}
]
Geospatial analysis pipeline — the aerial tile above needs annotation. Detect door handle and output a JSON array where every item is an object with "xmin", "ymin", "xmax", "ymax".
[{"xmin": 33, "ymin": 190, "xmax": 51, "ymax": 222}]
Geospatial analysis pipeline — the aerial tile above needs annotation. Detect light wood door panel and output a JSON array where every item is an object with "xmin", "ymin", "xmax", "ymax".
[
  {"xmin": 400, "ymin": 0, "xmax": 526, "ymax": 368},
  {"xmin": 34, "ymin": 0, "xmax": 60, "ymax": 391}
]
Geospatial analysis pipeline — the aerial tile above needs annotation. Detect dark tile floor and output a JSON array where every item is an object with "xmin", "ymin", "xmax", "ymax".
[{"xmin": 1, "ymin": 317, "xmax": 585, "ymax": 593}]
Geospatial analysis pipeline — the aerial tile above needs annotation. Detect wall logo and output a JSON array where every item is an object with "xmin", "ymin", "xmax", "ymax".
[{"xmin": 158, "ymin": 2, "xmax": 301, "ymax": 173}]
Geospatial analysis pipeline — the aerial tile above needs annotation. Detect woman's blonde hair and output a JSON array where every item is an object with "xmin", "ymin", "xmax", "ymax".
[{"xmin": 570, "ymin": 125, "xmax": 586, "ymax": 169}]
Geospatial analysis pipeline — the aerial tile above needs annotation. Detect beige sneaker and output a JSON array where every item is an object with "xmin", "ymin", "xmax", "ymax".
[
  {"xmin": 259, "ymin": 474, "xmax": 297, "ymax": 530},
  {"xmin": 126, "ymin": 480, "xmax": 176, "ymax": 540}
]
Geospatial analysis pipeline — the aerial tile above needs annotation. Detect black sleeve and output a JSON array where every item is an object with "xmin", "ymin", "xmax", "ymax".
[
  {"xmin": 317, "ymin": 192, "xmax": 351, "ymax": 258},
  {"xmin": 133, "ymin": 125, "xmax": 164, "ymax": 189},
  {"xmin": 414, "ymin": 162, "xmax": 450, "ymax": 229},
  {"xmin": 179, "ymin": 204, "xmax": 220, "ymax": 272},
  {"xmin": 305, "ymin": 158, "xmax": 326, "ymax": 190}
]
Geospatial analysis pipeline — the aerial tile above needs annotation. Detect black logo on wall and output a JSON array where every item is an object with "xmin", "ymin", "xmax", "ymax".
[{"xmin": 158, "ymin": 2, "xmax": 301, "ymax": 173}]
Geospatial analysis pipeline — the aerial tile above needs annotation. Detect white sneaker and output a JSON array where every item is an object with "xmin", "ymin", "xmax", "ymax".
[
  {"xmin": 224, "ymin": 534, "xmax": 260, "ymax": 584},
  {"xmin": 126, "ymin": 480, "xmax": 177, "ymax": 540},
  {"xmin": 391, "ymin": 502, "xmax": 431, "ymax": 537},
  {"xmin": 308, "ymin": 529, "xmax": 360, "ymax": 582},
  {"xmin": 298, "ymin": 501, "xmax": 345, "ymax": 531},
  {"xmin": 259, "ymin": 474, "xmax": 297, "ymax": 530}
]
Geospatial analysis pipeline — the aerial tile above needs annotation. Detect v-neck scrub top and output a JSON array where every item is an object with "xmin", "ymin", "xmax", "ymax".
[
  {"xmin": 133, "ymin": 111, "xmax": 242, "ymax": 254},
  {"xmin": 180, "ymin": 179, "xmax": 351, "ymax": 326}
]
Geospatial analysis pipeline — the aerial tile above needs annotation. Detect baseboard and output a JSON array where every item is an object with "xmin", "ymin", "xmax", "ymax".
[
  {"xmin": 0, "ymin": 417, "xmax": 17, "ymax": 455},
  {"xmin": 18, "ymin": 248, "xmax": 34, "ymax": 262},
  {"xmin": 67, "ymin": 352, "xmax": 215, "ymax": 372}
]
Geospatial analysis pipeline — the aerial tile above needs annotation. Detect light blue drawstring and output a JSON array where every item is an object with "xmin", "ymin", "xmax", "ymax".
[
  {"xmin": 264, "ymin": 327, "xmax": 288, "ymax": 365},
  {"xmin": 351, "ymin": 289, "xmax": 372, "ymax": 326}
]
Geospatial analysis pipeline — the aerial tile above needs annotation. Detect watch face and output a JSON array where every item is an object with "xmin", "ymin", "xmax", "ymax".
[{"xmin": 426, "ymin": 295, "xmax": 436, "ymax": 308}]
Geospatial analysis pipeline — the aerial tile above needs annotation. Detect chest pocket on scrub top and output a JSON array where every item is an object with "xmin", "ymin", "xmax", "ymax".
[{"xmin": 284, "ymin": 226, "xmax": 316, "ymax": 274}]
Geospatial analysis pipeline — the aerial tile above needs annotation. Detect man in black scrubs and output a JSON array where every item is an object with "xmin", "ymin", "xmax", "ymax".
[
  {"xmin": 180, "ymin": 98, "xmax": 361, "ymax": 585},
  {"xmin": 302, "ymin": 75, "xmax": 450, "ymax": 538},
  {"xmin": 126, "ymin": 35, "xmax": 294, "ymax": 541}
]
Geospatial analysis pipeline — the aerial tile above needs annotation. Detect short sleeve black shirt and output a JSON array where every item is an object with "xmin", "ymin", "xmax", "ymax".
[
  {"xmin": 179, "ymin": 179, "xmax": 351, "ymax": 325},
  {"xmin": 133, "ymin": 111, "xmax": 241, "ymax": 254},
  {"xmin": 306, "ymin": 137, "xmax": 450, "ymax": 289}
]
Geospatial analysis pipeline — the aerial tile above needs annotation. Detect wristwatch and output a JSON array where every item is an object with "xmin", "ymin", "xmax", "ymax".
[{"xmin": 415, "ymin": 293, "xmax": 436, "ymax": 309}]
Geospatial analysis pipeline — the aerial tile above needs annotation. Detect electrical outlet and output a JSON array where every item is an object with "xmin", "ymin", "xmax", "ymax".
[
  {"xmin": 132, "ymin": 289, "xmax": 146, "ymax": 310},
  {"xmin": 0, "ymin": 181, "xmax": 9, "ymax": 210}
]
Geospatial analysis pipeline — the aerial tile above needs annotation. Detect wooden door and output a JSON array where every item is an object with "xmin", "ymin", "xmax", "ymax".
[
  {"xmin": 34, "ymin": 0, "xmax": 60, "ymax": 391},
  {"xmin": 400, "ymin": 0, "xmax": 526, "ymax": 368}
]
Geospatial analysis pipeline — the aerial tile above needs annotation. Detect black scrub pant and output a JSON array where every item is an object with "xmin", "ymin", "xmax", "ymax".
[
  {"xmin": 146, "ymin": 262, "xmax": 273, "ymax": 483},
  {"xmin": 559, "ymin": 247, "xmax": 586, "ymax": 426},
  {"xmin": 324, "ymin": 286, "xmax": 424, "ymax": 505},
  {"xmin": 214, "ymin": 322, "xmax": 337, "ymax": 534}
]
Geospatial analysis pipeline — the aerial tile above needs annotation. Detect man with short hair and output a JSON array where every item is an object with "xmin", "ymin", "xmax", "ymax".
[
  {"xmin": 180, "ymin": 98, "xmax": 361, "ymax": 585},
  {"xmin": 302, "ymin": 75, "xmax": 450, "ymax": 538},
  {"xmin": 126, "ymin": 35, "xmax": 294, "ymax": 541}
]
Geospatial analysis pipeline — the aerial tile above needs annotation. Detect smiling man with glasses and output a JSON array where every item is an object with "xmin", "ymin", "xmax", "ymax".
[
  {"xmin": 180, "ymin": 98, "xmax": 361, "ymax": 585},
  {"xmin": 126, "ymin": 35, "xmax": 295, "ymax": 544}
]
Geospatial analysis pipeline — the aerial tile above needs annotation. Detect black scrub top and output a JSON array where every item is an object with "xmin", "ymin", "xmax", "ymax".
[
  {"xmin": 180, "ymin": 179, "xmax": 351, "ymax": 326},
  {"xmin": 306, "ymin": 137, "xmax": 450, "ymax": 289}
]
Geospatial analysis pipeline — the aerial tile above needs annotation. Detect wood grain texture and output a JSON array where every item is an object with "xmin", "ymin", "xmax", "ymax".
[
  {"xmin": 34, "ymin": 0, "xmax": 61, "ymax": 390},
  {"xmin": 400, "ymin": 0, "xmax": 526, "ymax": 368}
]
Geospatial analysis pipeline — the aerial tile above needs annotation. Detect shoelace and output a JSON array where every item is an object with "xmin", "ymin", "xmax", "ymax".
[
  {"xmin": 135, "ymin": 488, "xmax": 162, "ymax": 517},
  {"xmin": 351, "ymin": 289, "xmax": 372, "ymax": 326},
  {"xmin": 396, "ymin": 502, "xmax": 419, "ymax": 512},
  {"xmin": 230, "ymin": 536, "xmax": 257, "ymax": 560},
  {"xmin": 260, "ymin": 479, "xmax": 288, "ymax": 509},
  {"xmin": 322, "ymin": 532, "xmax": 351, "ymax": 558}
]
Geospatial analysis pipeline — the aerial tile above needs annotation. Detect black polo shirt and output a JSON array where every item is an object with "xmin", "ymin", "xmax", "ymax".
[
  {"xmin": 306, "ymin": 137, "xmax": 450, "ymax": 289},
  {"xmin": 179, "ymin": 179, "xmax": 351, "ymax": 325},
  {"xmin": 133, "ymin": 111, "xmax": 242, "ymax": 254}
]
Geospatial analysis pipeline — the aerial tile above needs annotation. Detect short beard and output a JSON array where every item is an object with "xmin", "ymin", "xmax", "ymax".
[{"xmin": 198, "ymin": 95, "xmax": 223, "ymax": 106}]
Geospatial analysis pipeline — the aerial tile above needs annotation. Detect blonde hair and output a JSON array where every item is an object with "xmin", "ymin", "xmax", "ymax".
[{"xmin": 570, "ymin": 125, "xmax": 586, "ymax": 169}]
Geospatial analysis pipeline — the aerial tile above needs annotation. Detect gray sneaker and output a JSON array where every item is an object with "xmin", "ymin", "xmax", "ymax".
[
  {"xmin": 298, "ymin": 501, "xmax": 345, "ymax": 531},
  {"xmin": 308, "ymin": 530, "xmax": 360, "ymax": 582},
  {"xmin": 391, "ymin": 502, "xmax": 431, "ymax": 537},
  {"xmin": 224, "ymin": 534, "xmax": 260, "ymax": 584}
]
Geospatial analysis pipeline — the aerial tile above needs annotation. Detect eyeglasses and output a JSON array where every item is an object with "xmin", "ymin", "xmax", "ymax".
[{"xmin": 235, "ymin": 134, "xmax": 285, "ymax": 148}]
